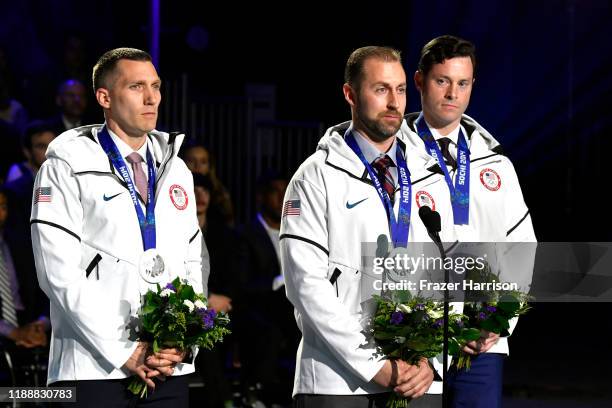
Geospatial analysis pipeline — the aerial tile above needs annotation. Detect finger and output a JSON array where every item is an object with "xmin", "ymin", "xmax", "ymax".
[
  {"xmin": 137, "ymin": 369, "xmax": 156, "ymax": 388},
  {"xmin": 157, "ymin": 348, "xmax": 182, "ymax": 355},
  {"xmin": 395, "ymin": 363, "xmax": 418, "ymax": 385},
  {"xmin": 145, "ymin": 368, "xmax": 161, "ymax": 378},
  {"xmin": 396, "ymin": 369, "xmax": 432, "ymax": 397},
  {"xmin": 461, "ymin": 344, "xmax": 478, "ymax": 355},
  {"xmin": 155, "ymin": 366, "xmax": 174, "ymax": 377},
  {"xmin": 146, "ymin": 355, "xmax": 177, "ymax": 367},
  {"xmin": 152, "ymin": 353, "xmax": 184, "ymax": 364}
]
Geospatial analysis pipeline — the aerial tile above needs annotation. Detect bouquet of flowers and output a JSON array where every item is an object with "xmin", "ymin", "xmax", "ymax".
[
  {"xmin": 371, "ymin": 291, "xmax": 474, "ymax": 408},
  {"xmin": 454, "ymin": 262, "xmax": 531, "ymax": 370},
  {"xmin": 128, "ymin": 277, "xmax": 231, "ymax": 397}
]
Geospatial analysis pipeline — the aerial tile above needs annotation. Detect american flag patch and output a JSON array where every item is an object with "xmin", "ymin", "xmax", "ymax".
[
  {"xmin": 34, "ymin": 187, "xmax": 52, "ymax": 204},
  {"xmin": 283, "ymin": 200, "xmax": 301, "ymax": 217}
]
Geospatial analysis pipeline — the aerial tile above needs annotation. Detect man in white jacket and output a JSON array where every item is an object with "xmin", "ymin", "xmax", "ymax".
[
  {"xmin": 403, "ymin": 35, "xmax": 536, "ymax": 407},
  {"xmin": 31, "ymin": 48, "xmax": 203, "ymax": 407},
  {"xmin": 280, "ymin": 46, "xmax": 440, "ymax": 407}
]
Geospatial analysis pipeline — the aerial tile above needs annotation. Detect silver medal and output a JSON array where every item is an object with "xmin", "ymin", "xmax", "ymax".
[{"xmin": 139, "ymin": 249, "xmax": 166, "ymax": 283}]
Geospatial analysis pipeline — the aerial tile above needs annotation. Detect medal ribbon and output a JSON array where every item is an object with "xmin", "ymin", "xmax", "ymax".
[
  {"xmin": 97, "ymin": 126, "xmax": 157, "ymax": 250},
  {"xmin": 345, "ymin": 130, "xmax": 412, "ymax": 248},
  {"xmin": 415, "ymin": 112, "xmax": 470, "ymax": 225}
]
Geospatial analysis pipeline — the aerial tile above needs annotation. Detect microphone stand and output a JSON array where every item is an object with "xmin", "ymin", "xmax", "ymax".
[{"xmin": 419, "ymin": 207, "xmax": 450, "ymax": 408}]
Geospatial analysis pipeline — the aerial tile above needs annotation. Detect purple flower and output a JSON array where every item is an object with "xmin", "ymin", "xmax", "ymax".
[
  {"xmin": 433, "ymin": 319, "xmax": 444, "ymax": 329},
  {"xmin": 390, "ymin": 311, "xmax": 404, "ymax": 325},
  {"xmin": 198, "ymin": 308, "xmax": 217, "ymax": 329},
  {"xmin": 477, "ymin": 312, "xmax": 487, "ymax": 320},
  {"xmin": 485, "ymin": 305, "xmax": 497, "ymax": 313},
  {"xmin": 164, "ymin": 282, "xmax": 176, "ymax": 292},
  {"xmin": 415, "ymin": 303, "xmax": 425, "ymax": 311}
]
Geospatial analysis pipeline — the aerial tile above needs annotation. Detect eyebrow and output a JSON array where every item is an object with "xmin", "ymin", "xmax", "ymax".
[
  {"xmin": 435, "ymin": 75, "xmax": 472, "ymax": 82},
  {"xmin": 129, "ymin": 79, "xmax": 162, "ymax": 85},
  {"xmin": 373, "ymin": 81, "xmax": 407, "ymax": 87}
]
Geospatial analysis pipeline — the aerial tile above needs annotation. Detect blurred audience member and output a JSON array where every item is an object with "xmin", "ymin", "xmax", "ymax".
[
  {"xmin": 236, "ymin": 171, "xmax": 299, "ymax": 406},
  {"xmin": 193, "ymin": 172, "xmax": 238, "ymax": 408},
  {"xmin": 0, "ymin": 188, "xmax": 48, "ymax": 347},
  {"xmin": 3, "ymin": 123, "xmax": 54, "ymax": 339},
  {"xmin": 182, "ymin": 141, "xmax": 235, "ymax": 225},
  {"xmin": 49, "ymin": 79, "xmax": 88, "ymax": 134},
  {"xmin": 5, "ymin": 120, "xmax": 56, "ymax": 184}
]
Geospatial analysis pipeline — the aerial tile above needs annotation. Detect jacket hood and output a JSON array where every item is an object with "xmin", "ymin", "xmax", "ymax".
[{"xmin": 46, "ymin": 124, "xmax": 185, "ymax": 173}]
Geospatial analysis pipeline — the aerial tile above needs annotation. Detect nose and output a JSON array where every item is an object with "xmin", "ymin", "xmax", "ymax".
[
  {"xmin": 387, "ymin": 90, "xmax": 401, "ymax": 110},
  {"xmin": 445, "ymin": 83, "xmax": 458, "ymax": 100},
  {"xmin": 144, "ymin": 86, "xmax": 159, "ymax": 105}
]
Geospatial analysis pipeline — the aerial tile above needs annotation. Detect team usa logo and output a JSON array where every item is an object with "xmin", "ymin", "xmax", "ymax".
[
  {"xmin": 169, "ymin": 184, "xmax": 188, "ymax": 210},
  {"xmin": 415, "ymin": 190, "xmax": 436, "ymax": 211},
  {"xmin": 479, "ymin": 168, "xmax": 502, "ymax": 191}
]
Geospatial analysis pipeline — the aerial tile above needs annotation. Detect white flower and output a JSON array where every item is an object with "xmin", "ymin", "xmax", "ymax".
[
  {"xmin": 194, "ymin": 300, "xmax": 207, "ymax": 310},
  {"xmin": 394, "ymin": 336, "xmax": 406, "ymax": 344},
  {"xmin": 183, "ymin": 299, "xmax": 195, "ymax": 312},
  {"xmin": 397, "ymin": 304, "xmax": 412, "ymax": 314},
  {"xmin": 428, "ymin": 309, "xmax": 444, "ymax": 319},
  {"xmin": 160, "ymin": 289, "xmax": 173, "ymax": 298}
]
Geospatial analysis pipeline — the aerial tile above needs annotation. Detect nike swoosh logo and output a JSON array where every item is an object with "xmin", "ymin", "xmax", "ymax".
[
  {"xmin": 103, "ymin": 192, "xmax": 122, "ymax": 201},
  {"xmin": 346, "ymin": 197, "xmax": 368, "ymax": 209}
]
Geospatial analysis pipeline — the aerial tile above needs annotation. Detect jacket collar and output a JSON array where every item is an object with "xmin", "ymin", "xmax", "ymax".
[
  {"xmin": 402, "ymin": 112, "xmax": 503, "ymax": 160},
  {"xmin": 46, "ymin": 124, "xmax": 184, "ymax": 174},
  {"xmin": 319, "ymin": 120, "xmax": 418, "ymax": 180}
]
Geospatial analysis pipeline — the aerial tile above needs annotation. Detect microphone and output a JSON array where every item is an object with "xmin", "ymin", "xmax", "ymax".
[
  {"xmin": 418, "ymin": 206, "xmax": 441, "ymax": 244},
  {"xmin": 419, "ymin": 205, "xmax": 450, "ymax": 408}
]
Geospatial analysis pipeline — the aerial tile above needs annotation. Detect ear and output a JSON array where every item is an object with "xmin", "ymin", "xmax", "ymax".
[
  {"xmin": 343, "ymin": 83, "xmax": 356, "ymax": 108},
  {"xmin": 95, "ymin": 88, "xmax": 111, "ymax": 109},
  {"xmin": 414, "ymin": 70, "xmax": 424, "ymax": 93}
]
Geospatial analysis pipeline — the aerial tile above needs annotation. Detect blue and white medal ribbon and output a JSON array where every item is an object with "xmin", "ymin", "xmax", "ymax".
[
  {"xmin": 345, "ymin": 130, "xmax": 412, "ymax": 248},
  {"xmin": 97, "ymin": 126, "xmax": 165, "ymax": 283},
  {"xmin": 415, "ymin": 112, "xmax": 470, "ymax": 225}
]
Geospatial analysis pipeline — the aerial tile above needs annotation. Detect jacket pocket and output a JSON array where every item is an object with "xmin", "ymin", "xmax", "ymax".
[
  {"xmin": 327, "ymin": 262, "xmax": 361, "ymax": 314},
  {"xmin": 85, "ymin": 253, "xmax": 102, "ymax": 279}
]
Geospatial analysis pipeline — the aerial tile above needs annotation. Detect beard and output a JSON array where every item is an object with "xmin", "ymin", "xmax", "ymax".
[{"xmin": 355, "ymin": 106, "xmax": 402, "ymax": 143}]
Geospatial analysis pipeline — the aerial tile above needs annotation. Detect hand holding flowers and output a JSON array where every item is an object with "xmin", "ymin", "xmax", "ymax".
[
  {"xmin": 371, "ymin": 291, "xmax": 473, "ymax": 407},
  {"xmin": 126, "ymin": 277, "xmax": 231, "ymax": 397}
]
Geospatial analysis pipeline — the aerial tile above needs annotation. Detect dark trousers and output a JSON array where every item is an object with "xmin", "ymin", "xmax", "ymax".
[
  {"xmin": 447, "ymin": 353, "xmax": 504, "ymax": 408},
  {"xmin": 52, "ymin": 374, "xmax": 189, "ymax": 408},
  {"xmin": 294, "ymin": 393, "xmax": 442, "ymax": 408}
]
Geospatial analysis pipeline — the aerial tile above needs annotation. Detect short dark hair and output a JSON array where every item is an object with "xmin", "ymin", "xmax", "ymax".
[
  {"xmin": 344, "ymin": 46, "xmax": 402, "ymax": 90},
  {"xmin": 57, "ymin": 78, "xmax": 86, "ymax": 95},
  {"xmin": 92, "ymin": 47, "xmax": 152, "ymax": 93},
  {"xmin": 23, "ymin": 120, "xmax": 56, "ymax": 150},
  {"xmin": 417, "ymin": 35, "xmax": 476, "ymax": 77},
  {"xmin": 256, "ymin": 170, "xmax": 287, "ymax": 195}
]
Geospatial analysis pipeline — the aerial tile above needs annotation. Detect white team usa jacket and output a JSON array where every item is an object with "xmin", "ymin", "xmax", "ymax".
[
  {"xmin": 31, "ymin": 124, "xmax": 203, "ymax": 384},
  {"xmin": 401, "ymin": 113, "xmax": 537, "ymax": 355},
  {"xmin": 280, "ymin": 122, "xmax": 453, "ymax": 397}
]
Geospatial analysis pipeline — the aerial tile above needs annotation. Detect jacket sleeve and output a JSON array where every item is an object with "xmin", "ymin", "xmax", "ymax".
[
  {"xmin": 499, "ymin": 160, "xmax": 536, "ymax": 337},
  {"xmin": 182, "ymin": 173, "xmax": 204, "ymax": 295},
  {"xmin": 31, "ymin": 157, "xmax": 137, "ymax": 370},
  {"xmin": 280, "ymin": 175, "xmax": 385, "ymax": 383}
]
